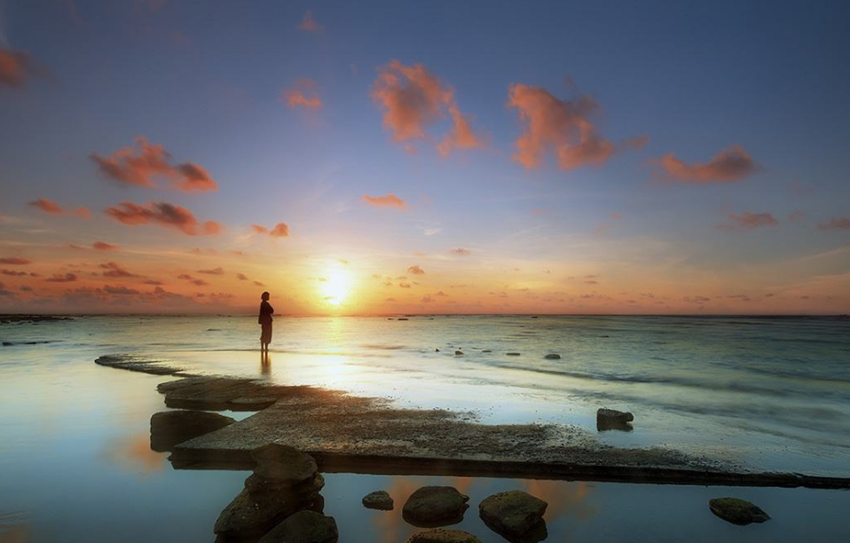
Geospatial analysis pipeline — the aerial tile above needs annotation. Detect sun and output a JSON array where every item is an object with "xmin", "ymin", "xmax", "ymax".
[{"xmin": 322, "ymin": 270, "xmax": 352, "ymax": 306}]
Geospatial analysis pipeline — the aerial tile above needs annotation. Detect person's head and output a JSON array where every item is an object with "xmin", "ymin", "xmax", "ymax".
[{"xmin": 261, "ymin": 291, "xmax": 270, "ymax": 301}]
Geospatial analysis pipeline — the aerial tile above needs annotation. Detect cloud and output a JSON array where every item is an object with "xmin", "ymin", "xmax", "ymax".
[
  {"xmin": 421, "ymin": 295, "xmax": 432, "ymax": 303},
  {"xmin": 0, "ymin": 47, "xmax": 44, "ymax": 88},
  {"xmin": 362, "ymin": 194, "xmax": 407, "ymax": 210},
  {"xmin": 299, "ymin": 10, "xmax": 324, "ymax": 33},
  {"xmin": 372, "ymin": 60, "xmax": 484, "ymax": 154},
  {"xmin": 198, "ymin": 267, "xmax": 224, "ymax": 275},
  {"xmin": 46, "ymin": 273, "xmax": 77, "ymax": 283},
  {"xmin": 103, "ymin": 285, "xmax": 140, "ymax": 295},
  {"xmin": 817, "ymin": 217, "xmax": 850, "ymax": 231},
  {"xmin": 177, "ymin": 273, "xmax": 208, "ymax": 287},
  {"xmin": 270, "ymin": 223, "xmax": 289, "ymax": 237},
  {"xmin": 0, "ymin": 282, "xmax": 12, "ymax": 297},
  {"xmin": 90, "ymin": 137, "xmax": 218, "ymax": 192},
  {"xmin": 652, "ymin": 145, "xmax": 757, "ymax": 183},
  {"xmin": 507, "ymin": 83, "xmax": 644, "ymax": 170},
  {"xmin": 0, "ymin": 257, "xmax": 31, "ymax": 265},
  {"xmin": 29, "ymin": 198, "xmax": 91, "ymax": 218},
  {"xmin": 100, "ymin": 262, "xmax": 136, "ymax": 278},
  {"xmin": 1, "ymin": 269, "xmax": 29, "ymax": 276},
  {"xmin": 450, "ymin": 247, "xmax": 471, "ymax": 256},
  {"xmin": 717, "ymin": 211, "xmax": 778, "ymax": 230},
  {"xmin": 105, "ymin": 201, "xmax": 222, "ymax": 236},
  {"xmin": 408, "ymin": 265, "xmax": 425, "ymax": 275},
  {"xmin": 93, "ymin": 241, "xmax": 119, "ymax": 251},
  {"xmin": 281, "ymin": 79, "xmax": 322, "ymax": 109},
  {"xmin": 236, "ymin": 273, "xmax": 249, "ymax": 281},
  {"xmin": 251, "ymin": 224, "xmax": 268, "ymax": 234}
]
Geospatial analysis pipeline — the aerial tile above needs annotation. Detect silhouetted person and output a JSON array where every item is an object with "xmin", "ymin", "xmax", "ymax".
[{"xmin": 258, "ymin": 291, "xmax": 273, "ymax": 354}]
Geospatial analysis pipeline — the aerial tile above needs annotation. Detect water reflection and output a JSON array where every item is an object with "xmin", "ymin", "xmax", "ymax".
[{"xmin": 100, "ymin": 433, "xmax": 167, "ymax": 476}]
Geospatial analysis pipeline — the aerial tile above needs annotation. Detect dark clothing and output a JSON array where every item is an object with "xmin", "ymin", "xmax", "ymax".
[
  {"xmin": 258, "ymin": 301, "xmax": 274, "ymax": 324},
  {"xmin": 259, "ymin": 301, "xmax": 274, "ymax": 345}
]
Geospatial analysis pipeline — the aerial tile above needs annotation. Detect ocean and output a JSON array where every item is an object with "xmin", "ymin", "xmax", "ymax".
[{"xmin": 1, "ymin": 315, "xmax": 849, "ymax": 542}]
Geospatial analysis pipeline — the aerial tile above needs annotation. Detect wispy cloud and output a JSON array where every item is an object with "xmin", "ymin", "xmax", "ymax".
[
  {"xmin": 652, "ymin": 145, "xmax": 757, "ymax": 183},
  {"xmin": 362, "ymin": 193, "xmax": 407, "ymax": 210},
  {"xmin": 105, "ymin": 201, "xmax": 222, "ymax": 236}
]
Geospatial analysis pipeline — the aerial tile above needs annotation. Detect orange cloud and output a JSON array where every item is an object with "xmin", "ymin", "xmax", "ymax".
[
  {"xmin": 177, "ymin": 273, "xmax": 208, "ymax": 286},
  {"xmin": 100, "ymin": 262, "xmax": 136, "ymax": 278},
  {"xmin": 652, "ymin": 145, "xmax": 757, "ymax": 183},
  {"xmin": 408, "ymin": 265, "xmax": 425, "ymax": 275},
  {"xmin": 270, "ymin": 223, "xmax": 289, "ymax": 237},
  {"xmin": 93, "ymin": 241, "xmax": 119, "ymax": 251},
  {"xmin": 818, "ymin": 216, "xmax": 850, "ymax": 231},
  {"xmin": 362, "ymin": 194, "xmax": 407, "ymax": 210},
  {"xmin": 508, "ymin": 83, "xmax": 643, "ymax": 170},
  {"xmin": 717, "ymin": 211, "xmax": 778, "ymax": 230},
  {"xmin": 90, "ymin": 137, "xmax": 218, "ymax": 192},
  {"xmin": 372, "ymin": 60, "xmax": 484, "ymax": 154},
  {"xmin": 0, "ymin": 257, "xmax": 31, "ymax": 265},
  {"xmin": 299, "ymin": 10, "xmax": 324, "ymax": 33},
  {"xmin": 0, "ymin": 47, "xmax": 43, "ymax": 88},
  {"xmin": 282, "ymin": 79, "xmax": 322, "ymax": 109},
  {"xmin": 105, "ymin": 201, "xmax": 221, "ymax": 236},
  {"xmin": 198, "ymin": 267, "xmax": 224, "ymax": 275},
  {"xmin": 46, "ymin": 273, "xmax": 77, "ymax": 283},
  {"xmin": 251, "ymin": 224, "xmax": 268, "ymax": 234},
  {"xmin": 29, "ymin": 198, "xmax": 91, "ymax": 218}
]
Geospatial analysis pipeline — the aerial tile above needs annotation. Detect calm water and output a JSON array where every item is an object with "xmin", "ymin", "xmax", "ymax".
[{"xmin": 1, "ymin": 315, "xmax": 849, "ymax": 542}]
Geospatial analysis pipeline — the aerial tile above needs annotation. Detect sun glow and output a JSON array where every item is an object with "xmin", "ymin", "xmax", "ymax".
[{"xmin": 322, "ymin": 270, "xmax": 353, "ymax": 306}]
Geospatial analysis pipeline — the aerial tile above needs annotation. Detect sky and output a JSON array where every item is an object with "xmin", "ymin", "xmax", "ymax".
[{"xmin": 1, "ymin": 0, "xmax": 849, "ymax": 315}]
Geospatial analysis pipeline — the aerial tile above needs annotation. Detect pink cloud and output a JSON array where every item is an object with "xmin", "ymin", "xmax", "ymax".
[
  {"xmin": 298, "ymin": 11, "xmax": 324, "ymax": 33},
  {"xmin": 93, "ymin": 241, "xmax": 119, "ymax": 251},
  {"xmin": 100, "ymin": 262, "xmax": 136, "ymax": 278},
  {"xmin": 281, "ymin": 79, "xmax": 322, "ymax": 109},
  {"xmin": 46, "ymin": 273, "xmax": 77, "ymax": 283},
  {"xmin": 29, "ymin": 198, "xmax": 91, "ymax": 218},
  {"xmin": 652, "ymin": 145, "xmax": 757, "ymax": 183},
  {"xmin": 817, "ymin": 217, "xmax": 850, "ymax": 231},
  {"xmin": 0, "ymin": 258, "xmax": 31, "ymax": 265},
  {"xmin": 372, "ymin": 60, "xmax": 484, "ymax": 155},
  {"xmin": 0, "ymin": 47, "xmax": 43, "ymax": 88},
  {"xmin": 408, "ymin": 265, "xmax": 425, "ymax": 275},
  {"xmin": 90, "ymin": 137, "xmax": 218, "ymax": 192},
  {"xmin": 105, "ymin": 201, "xmax": 222, "ymax": 236},
  {"xmin": 270, "ymin": 223, "xmax": 289, "ymax": 238},
  {"xmin": 507, "ymin": 83, "xmax": 645, "ymax": 170},
  {"xmin": 362, "ymin": 194, "xmax": 407, "ymax": 209},
  {"xmin": 717, "ymin": 211, "xmax": 779, "ymax": 230},
  {"xmin": 450, "ymin": 247, "xmax": 471, "ymax": 256}
]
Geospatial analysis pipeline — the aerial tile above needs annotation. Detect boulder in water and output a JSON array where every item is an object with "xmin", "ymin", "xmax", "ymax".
[
  {"xmin": 506, "ymin": 352, "xmax": 521, "ymax": 356},
  {"xmin": 455, "ymin": 350, "xmax": 463, "ymax": 356},
  {"xmin": 257, "ymin": 510, "xmax": 338, "ymax": 543},
  {"xmin": 403, "ymin": 486, "xmax": 470, "ymax": 527},
  {"xmin": 543, "ymin": 354, "xmax": 560, "ymax": 360},
  {"xmin": 478, "ymin": 490, "xmax": 547, "ymax": 539},
  {"xmin": 596, "ymin": 408, "xmax": 634, "ymax": 431},
  {"xmin": 709, "ymin": 498, "xmax": 770, "ymax": 525},
  {"xmin": 251, "ymin": 444, "xmax": 318, "ymax": 486},
  {"xmin": 362, "ymin": 490, "xmax": 394, "ymax": 510},
  {"xmin": 149, "ymin": 410, "xmax": 235, "ymax": 452}
]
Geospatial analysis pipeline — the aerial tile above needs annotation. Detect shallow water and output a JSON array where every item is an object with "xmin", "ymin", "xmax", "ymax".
[{"xmin": 1, "ymin": 315, "xmax": 849, "ymax": 541}]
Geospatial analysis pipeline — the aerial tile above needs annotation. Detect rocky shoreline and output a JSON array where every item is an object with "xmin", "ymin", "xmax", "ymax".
[{"xmin": 95, "ymin": 354, "xmax": 850, "ymax": 490}]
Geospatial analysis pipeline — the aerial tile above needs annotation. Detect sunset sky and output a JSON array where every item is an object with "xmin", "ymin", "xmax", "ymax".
[{"xmin": 1, "ymin": 0, "xmax": 848, "ymax": 314}]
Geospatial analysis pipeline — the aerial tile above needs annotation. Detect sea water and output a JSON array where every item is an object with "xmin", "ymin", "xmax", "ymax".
[{"xmin": 1, "ymin": 315, "xmax": 849, "ymax": 542}]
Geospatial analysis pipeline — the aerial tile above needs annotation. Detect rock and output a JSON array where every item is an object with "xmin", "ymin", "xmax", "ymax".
[
  {"xmin": 455, "ymin": 350, "xmax": 463, "ymax": 356},
  {"xmin": 362, "ymin": 490, "xmax": 394, "ymax": 510},
  {"xmin": 245, "ymin": 472, "xmax": 325, "ymax": 496},
  {"xmin": 149, "ymin": 410, "xmax": 235, "ymax": 452},
  {"xmin": 435, "ymin": 348, "xmax": 440, "ymax": 352},
  {"xmin": 596, "ymin": 408, "xmax": 634, "ymax": 431},
  {"xmin": 709, "ymin": 498, "xmax": 770, "ymax": 525},
  {"xmin": 479, "ymin": 490, "xmax": 547, "ymax": 538},
  {"xmin": 257, "ymin": 510, "xmax": 338, "ymax": 543},
  {"xmin": 251, "ymin": 444, "xmax": 318, "ymax": 486},
  {"xmin": 482, "ymin": 350, "xmax": 492, "ymax": 353},
  {"xmin": 402, "ymin": 486, "xmax": 470, "ymax": 527},
  {"xmin": 543, "ymin": 354, "xmax": 561, "ymax": 360},
  {"xmin": 398, "ymin": 318, "xmax": 409, "ymax": 321},
  {"xmin": 404, "ymin": 528, "xmax": 482, "ymax": 543},
  {"xmin": 214, "ymin": 485, "xmax": 322, "ymax": 539},
  {"xmin": 506, "ymin": 352, "xmax": 521, "ymax": 356}
]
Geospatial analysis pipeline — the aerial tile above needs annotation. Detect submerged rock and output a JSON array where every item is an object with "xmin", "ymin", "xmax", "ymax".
[
  {"xmin": 403, "ymin": 486, "xmax": 470, "ymax": 527},
  {"xmin": 455, "ymin": 350, "xmax": 463, "ymax": 356},
  {"xmin": 482, "ymin": 349, "xmax": 492, "ymax": 353},
  {"xmin": 149, "ymin": 410, "xmax": 235, "ymax": 452},
  {"xmin": 543, "ymin": 354, "xmax": 561, "ymax": 360},
  {"xmin": 251, "ymin": 444, "xmax": 318, "ymax": 486},
  {"xmin": 257, "ymin": 510, "xmax": 338, "ymax": 543},
  {"xmin": 479, "ymin": 490, "xmax": 547, "ymax": 538},
  {"xmin": 404, "ymin": 528, "xmax": 482, "ymax": 543},
  {"xmin": 362, "ymin": 490, "xmax": 394, "ymax": 511},
  {"xmin": 506, "ymin": 352, "xmax": 521, "ymax": 356},
  {"xmin": 596, "ymin": 408, "xmax": 634, "ymax": 431},
  {"xmin": 709, "ymin": 498, "xmax": 770, "ymax": 525}
]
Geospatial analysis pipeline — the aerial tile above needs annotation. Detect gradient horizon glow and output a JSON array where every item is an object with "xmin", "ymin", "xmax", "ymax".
[{"xmin": 1, "ymin": 0, "xmax": 848, "ymax": 315}]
